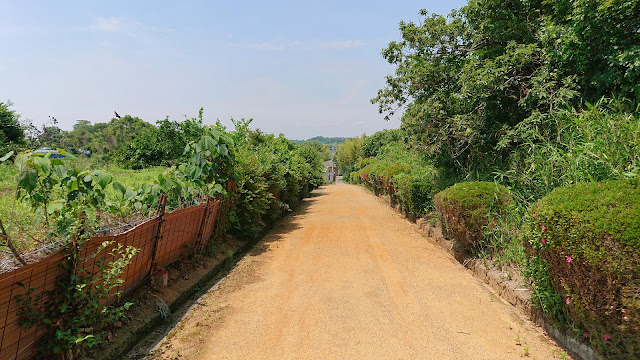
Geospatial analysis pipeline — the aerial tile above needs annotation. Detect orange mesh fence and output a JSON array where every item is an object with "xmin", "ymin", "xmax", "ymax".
[
  {"xmin": 154, "ymin": 205, "xmax": 205, "ymax": 268},
  {"xmin": 0, "ymin": 198, "xmax": 224, "ymax": 360},
  {"xmin": 0, "ymin": 249, "xmax": 67, "ymax": 360}
]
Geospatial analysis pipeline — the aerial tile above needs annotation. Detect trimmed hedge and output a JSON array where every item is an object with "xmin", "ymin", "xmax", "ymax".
[
  {"xmin": 393, "ymin": 175, "xmax": 433, "ymax": 217},
  {"xmin": 351, "ymin": 162, "xmax": 435, "ymax": 218},
  {"xmin": 524, "ymin": 180, "xmax": 640, "ymax": 358},
  {"xmin": 434, "ymin": 181, "xmax": 511, "ymax": 256}
]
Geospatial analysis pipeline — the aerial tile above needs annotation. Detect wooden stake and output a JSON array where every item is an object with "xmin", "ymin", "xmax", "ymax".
[{"xmin": 0, "ymin": 219, "xmax": 27, "ymax": 266}]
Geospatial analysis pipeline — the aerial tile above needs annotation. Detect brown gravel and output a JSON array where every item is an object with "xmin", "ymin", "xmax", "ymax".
[{"xmin": 150, "ymin": 184, "xmax": 569, "ymax": 359}]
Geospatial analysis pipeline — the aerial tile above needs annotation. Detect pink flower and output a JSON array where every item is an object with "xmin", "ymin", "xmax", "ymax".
[
  {"xmin": 624, "ymin": 316, "xmax": 630, "ymax": 322},
  {"xmin": 541, "ymin": 238, "xmax": 546, "ymax": 244},
  {"xmin": 506, "ymin": 200, "xmax": 510, "ymax": 204},
  {"xmin": 541, "ymin": 225, "xmax": 546, "ymax": 231},
  {"xmin": 532, "ymin": 213, "xmax": 536, "ymax": 218},
  {"xmin": 493, "ymin": 221, "xmax": 497, "ymax": 226},
  {"xmin": 565, "ymin": 297, "xmax": 570, "ymax": 305},
  {"xmin": 597, "ymin": 183, "xmax": 601, "ymax": 187},
  {"xmin": 621, "ymin": 309, "xmax": 627, "ymax": 314},
  {"xmin": 603, "ymin": 334, "xmax": 611, "ymax": 341},
  {"xmin": 583, "ymin": 332, "xmax": 590, "ymax": 339},
  {"xmin": 565, "ymin": 256, "xmax": 573, "ymax": 263}
]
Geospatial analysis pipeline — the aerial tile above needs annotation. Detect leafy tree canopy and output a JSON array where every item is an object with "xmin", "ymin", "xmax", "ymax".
[
  {"xmin": 372, "ymin": 0, "xmax": 640, "ymax": 171},
  {"xmin": 0, "ymin": 101, "xmax": 25, "ymax": 150}
]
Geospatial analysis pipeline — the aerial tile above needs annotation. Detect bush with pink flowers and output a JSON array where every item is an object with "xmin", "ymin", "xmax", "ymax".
[
  {"xmin": 434, "ymin": 181, "xmax": 511, "ymax": 258},
  {"xmin": 524, "ymin": 179, "xmax": 640, "ymax": 358}
]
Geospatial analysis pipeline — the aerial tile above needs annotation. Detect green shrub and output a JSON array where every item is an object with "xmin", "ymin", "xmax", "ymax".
[
  {"xmin": 434, "ymin": 181, "xmax": 511, "ymax": 256},
  {"xmin": 403, "ymin": 181, "xmax": 432, "ymax": 217},
  {"xmin": 523, "ymin": 179, "xmax": 640, "ymax": 358}
]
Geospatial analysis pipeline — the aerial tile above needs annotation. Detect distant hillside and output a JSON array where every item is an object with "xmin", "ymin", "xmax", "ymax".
[{"xmin": 292, "ymin": 136, "xmax": 349, "ymax": 145}]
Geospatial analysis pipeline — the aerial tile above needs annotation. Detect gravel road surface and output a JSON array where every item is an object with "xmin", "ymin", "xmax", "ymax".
[{"xmin": 151, "ymin": 184, "xmax": 567, "ymax": 359}]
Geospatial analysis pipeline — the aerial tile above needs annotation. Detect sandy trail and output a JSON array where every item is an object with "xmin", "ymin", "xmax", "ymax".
[{"xmin": 152, "ymin": 185, "xmax": 567, "ymax": 359}]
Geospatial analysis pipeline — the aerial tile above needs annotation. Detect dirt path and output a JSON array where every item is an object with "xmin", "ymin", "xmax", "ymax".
[{"xmin": 150, "ymin": 185, "xmax": 568, "ymax": 359}]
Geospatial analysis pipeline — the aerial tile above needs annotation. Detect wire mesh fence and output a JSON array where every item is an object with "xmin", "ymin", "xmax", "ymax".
[{"xmin": 0, "ymin": 198, "xmax": 225, "ymax": 360}]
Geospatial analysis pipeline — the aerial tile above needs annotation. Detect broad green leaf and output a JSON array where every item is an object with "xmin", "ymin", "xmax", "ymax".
[
  {"xmin": 69, "ymin": 179, "xmax": 78, "ymax": 191},
  {"xmin": 54, "ymin": 164, "xmax": 69, "ymax": 178},
  {"xmin": 124, "ymin": 189, "xmax": 136, "ymax": 200},
  {"xmin": 46, "ymin": 202, "xmax": 64, "ymax": 214},
  {"xmin": 18, "ymin": 171, "xmax": 38, "ymax": 192},
  {"xmin": 0, "ymin": 151, "xmax": 14, "ymax": 162},
  {"xmin": 95, "ymin": 172, "xmax": 113, "ymax": 189},
  {"xmin": 33, "ymin": 156, "xmax": 50, "ymax": 171},
  {"xmin": 112, "ymin": 181, "xmax": 126, "ymax": 195}
]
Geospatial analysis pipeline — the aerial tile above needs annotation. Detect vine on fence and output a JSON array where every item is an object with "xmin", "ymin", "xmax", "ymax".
[
  {"xmin": 2, "ymin": 126, "xmax": 238, "ymax": 358},
  {"xmin": 3, "ymin": 150, "xmax": 139, "ymax": 359}
]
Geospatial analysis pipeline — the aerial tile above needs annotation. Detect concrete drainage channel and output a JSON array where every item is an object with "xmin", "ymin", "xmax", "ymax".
[{"xmin": 100, "ymin": 237, "xmax": 260, "ymax": 360}]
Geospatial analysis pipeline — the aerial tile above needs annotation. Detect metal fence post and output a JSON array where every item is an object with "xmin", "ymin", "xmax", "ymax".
[{"xmin": 148, "ymin": 194, "xmax": 167, "ymax": 276}]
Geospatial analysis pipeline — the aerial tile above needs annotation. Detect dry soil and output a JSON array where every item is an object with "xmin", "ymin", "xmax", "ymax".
[{"xmin": 149, "ymin": 184, "xmax": 569, "ymax": 360}]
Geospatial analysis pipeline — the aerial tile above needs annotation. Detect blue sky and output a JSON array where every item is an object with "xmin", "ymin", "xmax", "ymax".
[{"xmin": 1, "ymin": 0, "xmax": 467, "ymax": 139}]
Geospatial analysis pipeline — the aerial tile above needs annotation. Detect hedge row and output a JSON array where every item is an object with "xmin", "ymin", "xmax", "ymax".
[
  {"xmin": 524, "ymin": 179, "xmax": 639, "ymax": 358},
  {"xmin": 348, "ymin": 143, "xmax": 437, "ymax": 218},
  {"xmin": 231, "ymin": 132, "xmax": 325, "ymax": 239},
  {"xmin": 429, "ymin": 179, "xmax": 639, "ymax": 358},
  {"xmin": 434, "ymin": 182, "xmax": 510, "ymax": 258},
  {"xmin": 351, "ymin": 163, "xmax": 435, "ymax": 218}
]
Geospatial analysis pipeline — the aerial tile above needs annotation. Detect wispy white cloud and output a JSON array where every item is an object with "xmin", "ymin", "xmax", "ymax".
[
  {"xmin": 87, "ymin": 16, "xmax": 123, "ymax": 33},
  {"xmin": 84, "ymin": 17, "xmax": 174, "ymax": 36}
]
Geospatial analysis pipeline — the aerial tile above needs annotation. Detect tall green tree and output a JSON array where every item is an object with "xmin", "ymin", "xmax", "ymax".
[
  {"xmin": 335, "ymin": 137, "xmax": 363, "ymax": 177},
  {"xmin": 373, "ymin": 0, "xmax": 640, "ymax": 172},
  {"xmin": 0, "ymin": 101, "xmax": 25, "ymax": 152}
]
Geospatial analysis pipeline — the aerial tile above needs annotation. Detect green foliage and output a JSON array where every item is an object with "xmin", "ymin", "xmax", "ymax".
[
  {"xmin": 229, "ymin": 129, "xmax": 325, "ymax": 238},
  {"xmin": 301, "ymin": 140, "xmax": 331, "ymax": 161},
  {"xmin": 12, "ymin": 150, "xmax": 119, "ymax": 233},
  {"xmin": 0, "ymin": 101, "xmax": 25, "ymax": 154},
  {"xmin": 523, "ymin": 180, "xmax": 640, "ymax": 358},
  {"xmin": 0, "ymin": 112, "xmax": 324, "ymax": 357},
  {"xmin": 17, "ymin": 242, "xmax": 138, "ymax": 356},
  {"xmin": 335, "ymin": 137, "xmax": 363, "ymax": 180},
  {"xmin": 434, "ymin": 181, "xmax": 511, "ymax": 256},
  {"xmin": 360, "ymin": 129, "xmax": 403, "ymax": 158},
  {"xmin": 366, "ymin": 2, "xmax": 640, "ymax": 356},
  {"xmin": 116, "ymin": 125, "xmax": 235, "ymax": 214},
  {"xmin": 498, "ymin": 98, "xmax": 640, "ymax": 201},
  {"xmin": 394, "ymin": 178, "xmax": 432, "ymax": 217},
  {"xmin": 350, "ymin": 139, "xmax": 438, "ymax": 218},
  {"xmin": 5, "ymin": 151, "xmax": 138, "ymax": 357},
  {"xmin": 373, "ymin": 1, "xmax": 640, "ymax": 174},
  {"xmin": 116, "ymin": 110, "xmax": 204, "ymax": 169}
]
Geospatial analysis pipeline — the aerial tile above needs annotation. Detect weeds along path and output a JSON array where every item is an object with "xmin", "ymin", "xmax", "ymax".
[{"xmin": 150, "ymin": 184, "xmax": 566, "ymax": 359}]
